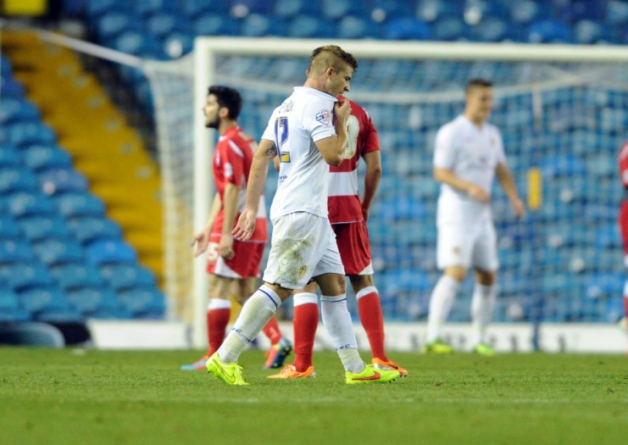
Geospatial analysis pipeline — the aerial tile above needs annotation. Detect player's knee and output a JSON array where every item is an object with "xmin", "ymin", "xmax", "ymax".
[
  {"xmin": 349, "ymin": 274, "xmax": 374, "ymax": 293},
  {"xmin": 444, "ymin": 266, "xmax": 467, "ymax": 282},
  {"xmin": 475, "ymin": 269, "xmax": 496, "ymax": 286}
]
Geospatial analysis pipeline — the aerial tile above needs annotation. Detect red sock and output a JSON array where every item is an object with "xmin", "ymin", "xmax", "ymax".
[
  {"xmin": 293, "ymin": 298, "xmax": 319, "ymax": 372},
  {"xmin": 207, "ymin": 308, "xmax": 230, "ymax": 356},
  {"xmin": 623, "ymin": 294, "xmax": 628, "ymax": 318},
  {"xmin": 357, "ymin": 287, "xmax": 388, "ymax": 362},
  {"xmin": 262, "ymin": 317, "xmax": 283, "ymax": 345}
]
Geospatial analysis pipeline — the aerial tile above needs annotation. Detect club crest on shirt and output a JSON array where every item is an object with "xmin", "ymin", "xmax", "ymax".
[
  {"xmin": 299, "ymin": 265, "xmax": 308, "ymax": 279},
  {"xmin": 452, "ymin": 247, "xmax": 460, "ymax": 255},
  {"xmin": 316, "ymin": 109, "xmax": 331, "ymax": 125},
  {"xmin": 490, "ymin": 137, "xmax": 496, "ymax": 147}
]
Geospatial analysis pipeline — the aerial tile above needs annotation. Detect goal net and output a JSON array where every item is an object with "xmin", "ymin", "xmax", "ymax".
[{"xmin": 143, "ymin": 38, "xmax": 628, "ymax": 348}]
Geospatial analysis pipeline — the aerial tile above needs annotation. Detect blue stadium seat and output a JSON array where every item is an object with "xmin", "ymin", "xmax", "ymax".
[
  {"xmin": 86, "ymin": 240, "xmax": 138, "ymax": 266},
  {"xmin": 416, "ymin": 0, "xmax": 465, "ymax": 22},
  {"xmin": 573, "ymin": 20, "xmax": 607, "ymax": 44},
  {"xmin": 607, "ymin": 0, "xmax": 628, "ymax": 24},
  {"xmin": 147, "ymin": 13, "xmax": 189, "ymax": 38},
  {"xmin": 118, "ymin": 287, "xmax": 166, "ymax": 316},
  {"xmin": 555, "ymin": 0, "xmax": 606, "ymax": 23},
  {"xmin": 0, "ymin": 263, "xmax": 55, "ymax": 291},
  {"xmin": 0, "ymin": 168, "xmax": 39, "ymax": 195},
  {"xmin": 193, "ymin": 14, "xmax": 241, "ymax": 36},
  {"xmin": 273, "ymin": 0, "xmax": 320, "ymax": 18},
  {"xmin": 336, "ymin": 16, "xmax": 378, "ymax": 39},
  {"xmin": 231, "ymin": 0, "xmax": 275, "ymax": 16},
  {"xmin": 18, "ymin": 215, "xmax": 71, "ymax": 242},
  {"xmin": 509, "ymin": 0, "xmax": 551, "ymax": 24},
  {"xmin": 51, "ymin": 263, "xmax": 106, "ymax": 291},
  {"xmin": 96, "ymin": 12, "xmax": 138, "ymax": 41},
  {"xmin": 7, "ymin": 192, "xmax": 55, "ymax": 218},
  {"xmin": 0, "ymin": 288, "xmax": 29, "ymax": 321},
  {"xmin": 182, "ymin": 0, "xmax": 230, "ymax": 18},
  {"xmin": 0, "ymin": 239, "xmax": 35, "ymax": 264},
  {"xmin": 32, "ymin": 238, "xmax": 84, "ymax": 266},
  {"xmin": 0, "ymin": 147, "xmax": 21, "ymax": 168},
  {"xmin": 86, "ymin": 0, "xmax": 130, "ymax": 18},
  {"xmin": 163, "ymin": 33, "xmax": 195, "ymax": 58},
  {"xmin": 0, "ymin": 78, "xmax": 25, "ymax": 98},
  {"xmin": 53, "ymin": 193, "xmax": 106, "ymax": 218},
  {"xmin": 595, "ymin": 224, "xmax": 622, "ymax": 250},
  {"xmin": 113, "ymin": 31, "xmax": 164, "ymax": 58},
  {"xmin": 472, "ymin": 17, "xmax": 516, "ymax": 42},
  {"xmin": 240, "ymin": 14, "xmax": 280, "ymax": 37},
  {"xmin": 379, "ymin": 197, "xmax": 427, "ymax": 222},
  {"xmin": 18, "ymin": 287, "xmax": 69, "ymax": 313},
  {"xmin": 321, "ymin": 0, "xmax": 365, "ymax": 20},
  {"xmin": 99, "ymin": 263, "xmax": 158, "ymax": 292},
  {"xmin": 0, "ymin": 98, "xmax": 40, "ymax": 125},
  {"xmin": 67, "ymin": 216, "xmax": 122, "ymax": 245},
  {"xmin": 527, "ymin": 19, "xmax": 573, "ymax": 43},
  {"xmin": 540, "ymin": 154, "xmax": 587, "ymax": 179},
  {"xmin": 22, "ymin": 145, "xmax": 73, "ymax": 172},
  {"xmin": 136, "ymin": 0, "xmax": 182, "ymax": 16},
  {"xmin": 586, "ymin": 273, "xmax": 624, "ymax": 299},
  {"xmin": 371, "ymin": 0, "xmax": 415, "ymax": 21},
  {"xmin": 4, "ymin": 122, "xmax": 56, "ymax": 147},
  {"xmin": 39, "ymin": 168, "xmax": 89, "ymax": 195},
  {"xmin": 286, "ymin": 15, "xmax": 333, "ymax": 38},
  {"xmin": 384, "ymin": 18, "xmax": 431, "ymax": 40},
  {"xmin": 66, "ymin": 287, "xmax": 119, "ymax": 314},
  {"xmin": 0, "ymin": 215, "xmax": 20, "ymax": 239},
  {"xmin": 432, "ymin": 15, "xmax": 469, "ymax": 40}
]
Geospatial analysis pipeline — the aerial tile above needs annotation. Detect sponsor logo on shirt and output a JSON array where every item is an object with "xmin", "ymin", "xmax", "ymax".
[
  {"xmin": 316, "ymin": 109, "xmax": 331, "ymax": 125},
  {"xmin": 299, "ymin": 265, "xmax": 308, "ymax": 279}
]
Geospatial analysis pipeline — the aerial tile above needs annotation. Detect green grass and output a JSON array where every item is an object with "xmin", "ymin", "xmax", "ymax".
[{"xmin": 0, "ymin": 349, "xmax": 627, "ymax": 445}]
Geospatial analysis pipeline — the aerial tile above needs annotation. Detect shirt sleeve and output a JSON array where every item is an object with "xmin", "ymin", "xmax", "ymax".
[
  {"xmin": 223, "ymin": 139, "xmax": 245, "ymax": 187},
  {"xmin": 495, "ymin": 128, "xmax": 507, "ymax": 165},
  {"xmin": 303, "ymin": 97, "xmax": 337, "ymax": 142},
  {"xmin": 361, "ymin": 109, "xmax": 381, "ymax": 156},
  {"xmin": 433, "ymin": 125, "xmax": 456, "ymax": 169},
  {"xmin": 261, "ymin": 109, "xmax": 277, "ymax": 144}
]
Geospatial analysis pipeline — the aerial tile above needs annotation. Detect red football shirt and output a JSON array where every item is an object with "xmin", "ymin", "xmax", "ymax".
[
  {"xmin": 619, "ymin": 140, "xmax": 628, "ymax": 188},
  {"xmin": 212, "ymin": 125, "xmax": 267, "ymax": 242},
  {"xmin": 327, "ymin": 98, "xmax": 381, "ymax": 224}
]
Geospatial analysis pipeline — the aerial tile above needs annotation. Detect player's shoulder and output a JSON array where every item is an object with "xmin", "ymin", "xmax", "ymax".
[
  {"xmin": 437, "ymin": 116, "xmax": 465, "ymax": 138},
  {"xmin": 619, "ymin": 140, "xmax": 628, "ymax": 159},
  {"xmin": 484, "ymin": 120, "xmax": 501, "ymax": 136}
]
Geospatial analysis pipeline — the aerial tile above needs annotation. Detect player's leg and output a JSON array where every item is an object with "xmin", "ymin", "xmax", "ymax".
[
  {"xmin": 207, "ymin": 213, "xmax": 316, "ymax": 384},
  {"xmin": 469, "ymin": 221, "xmax": 499, "ymax": 356},
  {"xmin": 313, "ymin": 219, "xmax": 399, "ymax": 383},
  {"xmin": 269, "ymin": 281, "xmax": 319, "ymax": 378},
  {"xmin": 424, "ymin": 223, "xmax": 472, "ymax": 354}
]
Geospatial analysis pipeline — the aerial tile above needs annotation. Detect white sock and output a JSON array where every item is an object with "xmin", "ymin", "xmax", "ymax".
[
  {"xmin": 427, "ymin": 275, "xmax": 460, "ymax": 342},
  {"xmin": 207, "ymin": 298, "xmax": 232, "ymax": 310},
  {"xmin": 293, "ymin": 292, "xmax": 318, "ymax": 306},
  {"xmin": 471, "ymin": 283, "xmax": 497, "ymax": 345},
  {"xmin": 217, "ymin": 285, "xmax": 281, "ymax": 363},
  {"xmin": 320, "ymin": 294, "xmax": 364, "ymax": 373}
]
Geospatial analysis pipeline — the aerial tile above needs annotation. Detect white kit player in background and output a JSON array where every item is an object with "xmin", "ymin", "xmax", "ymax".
[
  {"xmin": 205, "ymin": 45, "xmax": 400, "ymax": 385},
  {"xmin": 423, "ymin": 78, "xmax": 525, "ymax": 356}
]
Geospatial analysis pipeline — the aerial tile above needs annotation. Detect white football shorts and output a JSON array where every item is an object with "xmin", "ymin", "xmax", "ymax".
[
  {"xmin": 263, "ymin": 212, "xmax": 345, "ymax": 289},
  {"xmin": 436, "ymin": 220, "xmax": 499, "ymax": 271}
]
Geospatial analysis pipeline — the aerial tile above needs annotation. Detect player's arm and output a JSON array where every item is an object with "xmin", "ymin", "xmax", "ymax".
[
  {"xmin": 218, "ymin": 183, "xmax": 240, "ymax": 259},
  {"xmin": 361, "ymin": 151, "xmax": 382, "ymax": 221},
  {"xmin": 495, "ymin": 163, "xmax": 525, "ymax": 218},
  {"xmin": 316, "ymin": 101, "xmax": 351, "ymax": 167},
  {"xmin": 433, "ymin": 167, "xmax": 490, "ymax": 203},
  {"xmin": 232, "ymin": 139, "xmax": 275, "ymax": 241},
  {"xmin": 191, "ymin": 192, "xmax": 221, "ymax": 257}
]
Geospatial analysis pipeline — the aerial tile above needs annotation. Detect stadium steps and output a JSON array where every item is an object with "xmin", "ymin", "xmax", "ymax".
[{"xmin": 1, "ymin": 31, "xmax": 164, "ymax": 283}]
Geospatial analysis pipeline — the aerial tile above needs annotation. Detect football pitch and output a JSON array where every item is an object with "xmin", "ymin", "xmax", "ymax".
[{"xmin": 0, "ymin": 349, "xmax": 626, "ymax": 445}]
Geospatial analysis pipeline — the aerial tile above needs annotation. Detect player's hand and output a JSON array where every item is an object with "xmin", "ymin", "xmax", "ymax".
[
  {"xmin": 361, "ymin": 206, "xmax": 370, "ymax": 222},
  {"xmin": 191, "ymin": 226, "xmax": 212, "ymax": 257},
  {"xmin": 511, "ymin": 198, "xmax": 525, "ymax": 219},
  {"xmin": 467, "ymin": 184, "xmax": 491, "ymax": 203},
  {"xmin": 232, "ymin": 208, "xmax": 257, "ymax": 241},
  {"xmin": 334, "ymin": 99, "xmax": 351, "ymax": 125},
  {"xmin": 218, "ymin": 233, "xmax": 235, "ymax": 260}
]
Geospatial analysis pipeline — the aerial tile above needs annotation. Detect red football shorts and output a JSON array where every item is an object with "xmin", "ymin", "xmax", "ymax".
[
  {"xmin": 206, "ymin": 236, "xmax": 265, "ymax": 279},
  {"xmin": 332, "ymin": 220, "xmax": 373, "ymax": 276}
]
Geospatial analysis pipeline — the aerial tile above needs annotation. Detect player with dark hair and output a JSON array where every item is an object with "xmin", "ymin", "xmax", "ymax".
[
  {"xmin": 182, "ymin": 85, "xmax": 291, "ymax": 371},
  {"xmin": 423, "ymin": 78, "xmax": 524, "ymax": 356}
]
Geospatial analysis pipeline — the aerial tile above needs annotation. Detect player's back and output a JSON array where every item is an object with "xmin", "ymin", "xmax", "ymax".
[{"xmin": 262, "ymin": 87, "xmax": 338, "ymax": 221}]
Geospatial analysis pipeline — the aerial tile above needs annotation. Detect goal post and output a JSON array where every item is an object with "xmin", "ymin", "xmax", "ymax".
[{"xmin": 177, "ymin": 38, "xmax": 628, "ymax": 349}]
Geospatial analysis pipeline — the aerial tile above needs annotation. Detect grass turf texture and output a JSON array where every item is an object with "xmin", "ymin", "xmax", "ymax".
[{"xmin": 0, "ymin": 349, "xmax": 626, "ymax": 445}]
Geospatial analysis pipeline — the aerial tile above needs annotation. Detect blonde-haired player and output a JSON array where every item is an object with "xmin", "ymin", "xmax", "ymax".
[
  {"xmin": 424, "ymin": 78, "xmax": 525, "ymax": 356},
  {"xmin": 205, "ymin": 45, "xmax": 400, "ymax": 385}
]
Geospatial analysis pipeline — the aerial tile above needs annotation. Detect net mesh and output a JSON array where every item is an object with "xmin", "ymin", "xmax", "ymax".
[{"xmin": 145, "ymin": 53, "xmax": 628, "ymax": 324}]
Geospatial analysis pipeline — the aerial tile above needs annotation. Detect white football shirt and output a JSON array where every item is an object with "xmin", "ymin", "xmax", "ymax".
[
  {"xmin": 262, "ymin": 87, "xmax": 337, "ymax": 220},
  {"xmin": 434, "ymin": 115, "xmax": 506, "ymax": 224}
]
